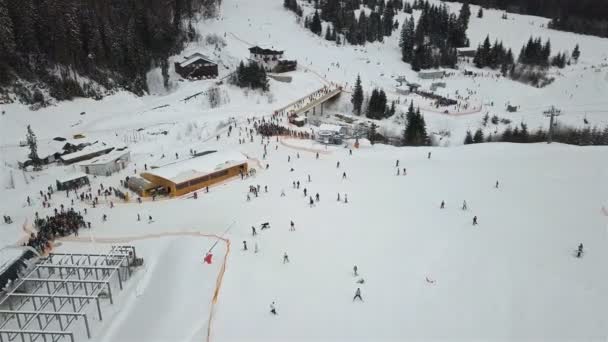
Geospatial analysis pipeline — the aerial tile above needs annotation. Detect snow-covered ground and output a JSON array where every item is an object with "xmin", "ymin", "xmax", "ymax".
[{"xmin": 1, "ymin": 0, "xmax": 608, "ymax": 340}]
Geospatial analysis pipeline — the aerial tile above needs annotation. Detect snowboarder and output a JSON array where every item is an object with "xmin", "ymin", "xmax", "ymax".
[
  {"xmin": 283, "ymin": 253, "xmax": 289, "ymax": 263},
  {"xmin": 473, "ymin": 216, "xmax": 478, "ymax": 225},
  {"xmin": 270, "ymin": 302, "xmax": 277, "ymax": 315},
  {"xmin": 243, "ymin": 241, "xmax": 248, "ymax": 251},
  {"xmin": 353, "ymin": 265, "xmax": 358, "ymax": 276},
  {"xmin": 252, "ymin": 226, "xmax": 257, "ymax": 236},
  {"xmin": 353, "ymin": 288, "xmax": 363, "ymax": 301},
  {"xmin": 576, "ymin": 243, "xmax": 583, "ymax": 258},
  {"xmin": 462, "ymin": 200, "xmax": 468, "ymax": 210},
  {"xmin": 440, "ymin": 201, "xmax": 445, "ymax": 209}
]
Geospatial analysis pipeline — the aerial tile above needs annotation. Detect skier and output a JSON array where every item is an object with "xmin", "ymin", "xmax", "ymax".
[
  {"xmin": 337, "ymin": 161, "xmax": 340, "ymax": 168},
  {"xmin": 254, "ymin": 242, "xmax": 259, "ymax": 253},
  {"xmin": 428, "ymin": 152, "xmax": 432, "ymax": 159},
  {"xmin": 397, "ymin": 168, "xmax": 400, "ymax": 176},
  {"xmin": 472, "ymin": 216, "xmax": 478, "ymax": 225},
  {"xmin": 148, "ymin": 215, "xmax": 153, "ymax": 222},
  {"xmin": 315, "ymin": 193, "xmax": 320, "ymax": 202},
  {"xmin": 265, "ymin": 185, "xmax": 268, "ymax": 193},
  {"xmin": 349, "ymin": 149, "xmax": 352, "ymax": 155},
  {"xmin": 290, "ymin": 220, "xmax": 295, "ymax": 231},
  {"xmin": 309, "ymin": 196, "xmax": 314, "ymax": 206},
  {"xmin": 403, "ymin": 168, "xmax": 407, "ymax": 175},
  {"xmin": 243, "ymin": 240, "xmax": 248, "ymax": 251},
  {"xmin": 270, "ymin": 302, "xmax": 277, "ymax": 315},
  {"xmin": 342, "ymin": 172, "xmax": 347, "ymax": 179},
  {"xmin": 137, "ymin": 214, "xmax": 141, "ymax": 221},
  {"xmin": 462, "ymin": 200, "xmax": 468, "ymax": 210},
  {"xmin": 353, "ymin": 265, "xmax": 358, "ymax": 276},
  {"xmin": 308, "ymin": 174, "xmax": 311, "ymax": 182},
  {"xmin": 102, "ymin": 214, "xmax": 107, "ymax": 222},
  {"xmin": 495, "ymin": 180, "xmax": 499, "ymax": 189},
  {"xmin": 280, "ymin": 189, "xmax": 286, "ymax": 197},
  {"xmin": 440, "ymin": 201, "xmax": 445, "ymax": 209},
  {"xmin": 304, "ymin": 188, "xmax": 307, "ymax": 196},
  {"xmin": 344, "ymin": 194, "xmax": 348, "ymax": 203},
  {"xmin": 353, "ymin": 288, "xmax": 363, "ymax": 301},
  {"xmin": 337, "ymin": 193, "xmax": 341, "ymax": 201},
  {"xmin": 247, "ymin": 194, "xmax": 251, "ymax": 201},
  {"xmin": 396, "ymin": 160, "xmax": 400, "ymax": 167},
  {"xmin": 283, "ymin": 253, "xmax": 290, "ymax": 263},
  {"xmin": 576, "ymin": 243, "xmax": 584, "ymax": 258},
  {"xmin": 316, "ymin": 152, "xmax": 319, "ymax": 159},
  {"xmin": 252, "ymin": 226, "xmax": 257, "ymax": 236}
]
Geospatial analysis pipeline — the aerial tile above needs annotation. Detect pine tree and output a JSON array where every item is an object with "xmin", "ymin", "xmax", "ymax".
[
  {"xmin": 26, "ymin": 125, "xmax": 40, "ymax": 167},
  {"xmin": 325, "ymin": 26, "xmax": 332, "ymax": 40},
  {"xmin": 368, "ymin": 122, "xmax": 378, "ymax": 145},
  {"xmin": 464, "ymin": 130, "xmax": 474, "ymax": 144},
  {"xmin": 473, "ymin": 128, "xmax": 484, "ymax": 143},
  {"xmin": 311, "ymin": 10, "xmax": 322, "ymax": 35},
  {"xmin": 351, "ymin": 75, "xmax": 364, "ymax": 115},
  {"xmin": 572, "ymin": 44, "xmax": 581, "ymax": 63},
  {"xmin": 399, "ymin": 15, "xmax": 415, "ymax": 63}
]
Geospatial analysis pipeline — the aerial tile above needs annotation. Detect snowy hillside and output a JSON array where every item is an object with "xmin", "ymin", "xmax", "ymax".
[{"xmin": 1, "ymin": 0, "xmax": 608, "ymax": 341}]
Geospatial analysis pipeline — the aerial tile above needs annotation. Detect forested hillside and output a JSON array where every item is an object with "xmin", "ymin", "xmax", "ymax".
[
  {"xmin": 0, "ymin": 0, "xmax": 219, "ymax": 104},
  {"xmin": 464, "ymin": 0, "xmax": 608, "ymax": 38}
]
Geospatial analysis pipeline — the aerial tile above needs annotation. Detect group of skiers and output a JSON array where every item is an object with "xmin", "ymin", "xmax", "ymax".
[{"xmin": 27, "ymin": 210, "xmax": 87, "ymax": 253}]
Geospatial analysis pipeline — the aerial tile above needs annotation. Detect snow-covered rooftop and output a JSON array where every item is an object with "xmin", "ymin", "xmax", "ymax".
[
  {"xmin": 78, "ymin": 150, "xmax": 130, "ymax": 167},
  {"xmin": 179, "ymin": 53, "xmax": 216, "ymax": 67},
  {"xmin": 318, "ymin": 124, "xmax": 344, "ymax": 132},
  {"xmin": 56, "ymin": 172, "xmax": 89, "ymax": 184},
  {"xmin": 60, "ymin": 144, "xmax": 114, "ymax": 162},
  {"xmin": 0, "ymin": 247, "xmax": 27, "ymax": 275},
  {"xmin": 144, "ymin": 151, "xmax": 247, "ymax": 184}
]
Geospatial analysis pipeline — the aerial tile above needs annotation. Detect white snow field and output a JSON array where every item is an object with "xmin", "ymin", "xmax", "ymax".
[{"xmin": 1, "ymin": 0, "xmax": 608, "ymax": 341}]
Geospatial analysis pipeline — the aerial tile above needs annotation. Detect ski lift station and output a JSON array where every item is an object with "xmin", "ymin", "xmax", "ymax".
[{"xmin": 315, "ymin": 124, "xmax": 347, "ymax": 145}]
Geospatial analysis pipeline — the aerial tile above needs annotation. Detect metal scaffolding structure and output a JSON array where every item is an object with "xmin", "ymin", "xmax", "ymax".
[{"xmin": 0, "ymin": 246, "xmax": 139, "ymax": 342}]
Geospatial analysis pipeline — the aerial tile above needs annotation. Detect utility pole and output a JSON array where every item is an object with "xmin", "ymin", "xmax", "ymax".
[{"xmin": 543, "ymin": 106, "xmax": 561, "ymax": 144}]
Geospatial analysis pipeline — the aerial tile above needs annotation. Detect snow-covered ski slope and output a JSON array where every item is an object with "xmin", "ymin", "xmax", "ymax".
[{"xmin": 0, "ymin": 0, "xmax": 608, "ymax": 340}]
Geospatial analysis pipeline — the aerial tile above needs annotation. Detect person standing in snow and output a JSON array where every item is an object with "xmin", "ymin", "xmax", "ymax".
[
  {"xmin": 290, "ymin": 220, "xmax": 295, "ymax": 231},
  {"xmin": 495, "ymin": 180, "xmax": 499, "ymax": 189},
  {"xmin": 315, "ymin": 193, "xmax": 320, "ymax": 202},
  {"xmin": 337, "ymin": 193, "xmax": 341, "ymax": 201},
  {"xmin": 576, "ymin": 243, "xmax": 584, "ymax": 258},
  {"xmin": 440, "ymin": 201, "xmax": 445, "ymax": 209},
  {"xmin": 353, "ymin": 288, "xmax": 363, "ymax": 301},
  {"xmin": 403, "ymin": 168, "xmax": 407, "ymax": 175},
  {"xmin": 308, "ymin": 174, "xmax": 311, "ymax": 182},
  {"xmin": 283, "ymin": 253, "xmax": 290, "ymax": 263},
  {"xmin": 397, "ymin": 168, "xmax": 400, "ymax": 176},
  {"xmin": 344, "ymin": 194, "xmax": 348, "ymax": 203},
  {"xmin": 342, "ymin": 172, "xmax": 347, "ymax": 179},
  {"xmin": 462, "ymin": 200, "xmax": 468, "ymax": 210},
  {"xmin": 428, "ymin": 152, "xmax": 432, "ymax": 159},
  {"xmin": 137, "ymin": 214, "xmax": 141, "ymax": 221},
  {"xmin": 252, "ymin": 226, "xmax": 257, "ymax": 236},
  {"xmin": 472, "ymin": 216, "xmax": 478, "ymax": 225},
  {"xmin": 270, "ymin": 302, "xmax": 277, "ymax": 315},
  {"xmin": 243, "ymin": 241, "xmax": 248, "ymax": 250},
  {"xmin": 304, "ymin": 188, "xmax": 307, "ymax": 197},
  {"xmin": 396, "ymin": 160, "xmax": 399, "ymax": 167},
  {"xmin": 353, "ymin": 265, "xmax": 358, "ymax": 276},
  {"xmin": 337, "ymin": 161, "xmax": 340, "ymax": 168}
]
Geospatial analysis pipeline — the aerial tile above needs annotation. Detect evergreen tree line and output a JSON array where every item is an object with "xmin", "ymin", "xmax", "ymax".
[
  {"xmin": 399, "ymin": 1, "xmax": 470, "ymax": 71},
  {"xmin": 465, "ymin": 123, "xmax": 608, "ymax": 146},
  {"xmin": 473, "ymin": 35, "xmax": 580, "ymax": 73},
  {"xmin": 366, "ymin": 88, "xmax": 396, "ymax": 119},
  {"xmin": 0, "ymin": 0, "xmax": 218, "ymax": 101},
  {"xmin": 300, "ymin": 0, "xmax": 402, "ymax": 45},
  {"xmin": 230, "ymin": 61, "xmax": 269, "ymax": 91},
  {"xmin": 460, "ymin": 0, "xmax": 608, "ymax": 38}
]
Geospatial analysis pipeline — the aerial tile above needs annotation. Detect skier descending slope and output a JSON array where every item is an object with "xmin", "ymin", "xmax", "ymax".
[
  {"xmin": 576, "ymin": 243, "xmax": 584, "ymax": 258},
  {"xmin": 353, "ymin": 288, "xmax": 363, "ymax": 302},
  {"xmin": 270, "ymin": 302, "xmax": 277, "ymax": 315}
]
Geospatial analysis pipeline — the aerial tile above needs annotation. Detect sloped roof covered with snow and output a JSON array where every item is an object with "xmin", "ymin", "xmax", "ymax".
[
  {"xmin": 179, "ymin": 53, "xmax": 217, "ymax": 68},
  {"xmin": 143, "ymin": 151, "xmax": 247, "ymax": 184},
  {"xmin": 318, "ymin": 124, "xmax": 344, "ymax": 132},
  {"xmin": 56, "ymin": 172, "xmax": 89, "ymax": 184},
  {"xmin": 78, "ymin": 150, "xmax": 130, "ymax": 167},
  {"xmin": 249, "ymin": 46, "xmax": 283, "ymax": 55}
]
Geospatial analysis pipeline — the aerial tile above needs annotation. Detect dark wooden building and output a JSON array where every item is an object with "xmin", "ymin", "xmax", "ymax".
[{"xmin": 175, "ymin": 53, "xmax": 218, "ymax": 79}]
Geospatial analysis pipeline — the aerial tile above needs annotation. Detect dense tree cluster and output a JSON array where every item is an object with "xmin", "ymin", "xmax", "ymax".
[
  {"xmin": 0, "ymin": 0, "xmax": 218, "ymax": 101},
  {"xmin": 298, "ymin": 0, "xmax": 402, "ymax": 45},
  {"xmin": 463, "ymin": 0, "xmax": 608, "ymax": 38},
  {"xmin": 231, "ymin": 61, "xmax": 269, "ymax": 91},
  {"xmin": 366, "ymin": 88, "xmax": 391, "ymax": 119},
  {"xmin": 473, "ymin": 35, "xmax": 514, "ymax": 72},
  {"xmin": 402, "ymin": 101, "xmax": 429, "ymax": 146},
  {"xmin": 399, "ymin": 1, "xmax": 469, "ymax": 71},
  {"xmin": 284, "ymin": 0, "xmax": 304, "ymax": 16},
  {"xmin": 465, "ymin": 123, "xmax": 608, "ymax": 146},
  {"xmin": 351, "ymin": 75, "xmax": 364, "ymax": 115}
]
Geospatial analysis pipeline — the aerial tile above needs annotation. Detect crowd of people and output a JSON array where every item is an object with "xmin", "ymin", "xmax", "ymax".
[
  {"xmin": 27, "ymin": 210, "xmax": 88, "ymax": 253},
  {"xmin": 256, "ymin": 123, "xmax": 311, "ymax": 139}
]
